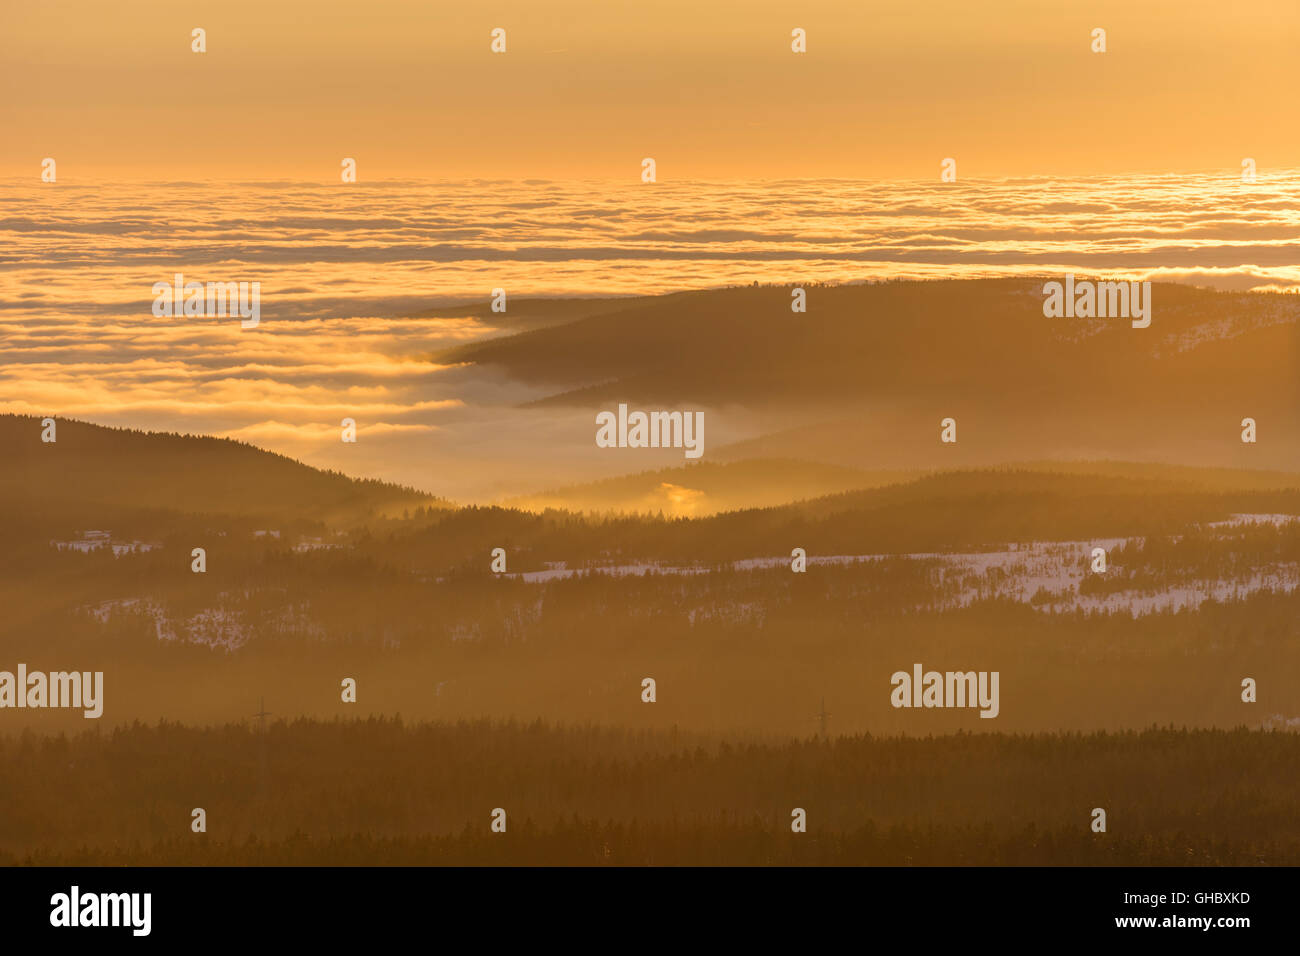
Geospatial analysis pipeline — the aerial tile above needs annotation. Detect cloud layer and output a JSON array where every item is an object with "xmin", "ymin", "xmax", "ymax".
[{"xmin": 3, "ymin": 173, "xmax": 1298, "ymax": 499}]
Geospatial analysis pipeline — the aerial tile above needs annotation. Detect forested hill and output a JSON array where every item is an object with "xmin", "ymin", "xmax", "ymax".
[
  {"xmin": 433, "ymin": 278, "xmax": 1300, "ymax": 411},
  {"xmin": 374, "ymin": 466, "xmax": 1300, "ymax": 573},
  {"xmin": 0, "ymin": 414, "xmax": 440, "ymax": 534}
]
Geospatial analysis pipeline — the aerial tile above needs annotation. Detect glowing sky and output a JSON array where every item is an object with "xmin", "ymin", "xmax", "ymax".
[{"xmin": 3, "ymin": 0, "xmax": 1297, "ymax": 180}]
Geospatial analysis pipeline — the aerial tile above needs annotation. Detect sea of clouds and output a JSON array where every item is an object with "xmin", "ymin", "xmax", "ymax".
[{"xmin": 2, "ymin": 172, "xmax": 1297, "ymax": 500}]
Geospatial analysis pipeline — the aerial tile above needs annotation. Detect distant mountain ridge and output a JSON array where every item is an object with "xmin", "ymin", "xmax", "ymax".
[{"xmin": 435, "ymin": 278, "xmax": 1300, "ymax": 411}]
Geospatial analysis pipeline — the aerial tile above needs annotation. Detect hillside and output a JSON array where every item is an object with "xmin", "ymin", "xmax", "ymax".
[
  {"xmin": 2, "ymin": 437, "xmax": 1299, "ymax": 734},
  {"xmin": 381, "ymin": 464, "xmax": 1300, "ymax": 570},
  {"xmin": 0, "ymin": 414, "xmax": 441, "ymax": 538},
  {"xmin": 436, "ymin": 279, "xmax": 1299, "ymax": 406},
  {"xmin": 4, "ymin": 721, "xmax": 1299, "ymax": 865},
  {"xmin": 435, "ymin": 279, "xmax": 1300, "ymax": 474}
]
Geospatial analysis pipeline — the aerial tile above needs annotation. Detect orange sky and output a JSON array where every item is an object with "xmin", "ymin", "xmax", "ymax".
[{"xmin": 2, "ymin": 0, "xmax": 1297, "ymax": 181}]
